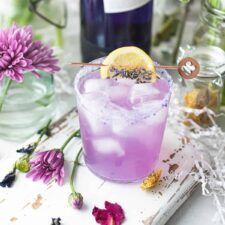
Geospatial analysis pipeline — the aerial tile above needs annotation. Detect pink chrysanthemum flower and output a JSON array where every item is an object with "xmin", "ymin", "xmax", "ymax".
[
  {"xmin": 0, "ymin": 24, "xmax": 60, "ymax": 82},
  {"xmin": 26, "ymin": 149, "xmax": 65, "ymax": 186}
]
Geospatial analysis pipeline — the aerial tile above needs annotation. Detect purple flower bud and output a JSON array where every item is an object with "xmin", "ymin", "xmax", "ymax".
[
  {"xmin": 26, "ymin": 149, "xmax": 65, "ymax": 185},
  {"xmin": 69, "ymin": 193, "xmax": 83, "ymax": 209}
]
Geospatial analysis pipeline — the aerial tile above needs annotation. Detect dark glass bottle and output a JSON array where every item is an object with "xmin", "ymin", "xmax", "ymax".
[{"xmin": 80, "ymin": 0, "xmax": 153, "ymax": 62}]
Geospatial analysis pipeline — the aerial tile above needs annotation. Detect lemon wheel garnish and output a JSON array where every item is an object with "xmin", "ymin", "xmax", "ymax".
[{"xmin": 101, "ymin": 46, "xmax": 157, "ymax": 83}]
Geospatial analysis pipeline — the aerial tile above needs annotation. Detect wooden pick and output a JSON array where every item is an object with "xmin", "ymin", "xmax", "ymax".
[{"xmin": 70, "ymin": 57, "xmax": 200, "ymax": 79}]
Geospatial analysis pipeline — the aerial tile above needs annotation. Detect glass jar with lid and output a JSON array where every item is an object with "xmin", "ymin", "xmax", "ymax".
[
  {"xmin": 178, "ymin": 46, "xmax": 225, "ymax": 127},
  {"xmin": 193, "ymin": 0, "xmax": 225, "ymax": 49}
]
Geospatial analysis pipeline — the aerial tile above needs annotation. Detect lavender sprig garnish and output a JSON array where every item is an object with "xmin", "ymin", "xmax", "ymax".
[
  {"xmin": 0, "ymin": 120, "xmax": 52, "ymax": 188},
  {"xmin": 68, "ymin": 148, "xmax": 83, "ymax": 209},
  {"xmin": 109, "ymin": 66, "xmax": 159, "ymax": 83}
]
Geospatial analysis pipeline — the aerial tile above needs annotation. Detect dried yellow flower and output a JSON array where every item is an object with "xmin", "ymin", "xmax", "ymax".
[
  {"xmin": 183, "ymin": 87, "xmax": 219, "ymax": 127},
  {"xmin": 141, "ymin": 169, "xmax": 162, "ymax": 190}
]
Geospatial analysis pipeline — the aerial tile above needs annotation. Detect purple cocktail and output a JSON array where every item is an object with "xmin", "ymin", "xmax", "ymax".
[{"xmin": 74, "ymin": 58, "xmax": 172, "ymax": 182}]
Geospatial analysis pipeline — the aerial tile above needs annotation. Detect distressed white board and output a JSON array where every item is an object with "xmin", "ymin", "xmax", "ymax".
[{"xmin": 0, "ymin": 109, "xmax": 198, "ymax": 225}]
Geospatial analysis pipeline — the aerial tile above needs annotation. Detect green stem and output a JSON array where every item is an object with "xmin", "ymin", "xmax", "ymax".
[
  {"xmin": 36, "ymin": 119, "xmax": 52, "ymax": 145},
  {"xmin": 55, "ymin": 27, "xmax": 63, "ymax": 48},
  {"xmin": 70, "ymin": 148, "xmax": 83, "ymax": 195},
  {"xmin": 27, "ymin": 119, "xmax": 52, "ymax": 159},
  {"xmin": 0, "ymin": 78, "xmax": 12, "ymax": 112},
  {"xmin": 60, "ymin": 129, "xmax": 80, "ymax": 153}
]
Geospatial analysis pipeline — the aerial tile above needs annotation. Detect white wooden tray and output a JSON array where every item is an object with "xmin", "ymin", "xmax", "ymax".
[{"xmin": 0, "ymin": 109, "xmax": 197, "ymax": 225}]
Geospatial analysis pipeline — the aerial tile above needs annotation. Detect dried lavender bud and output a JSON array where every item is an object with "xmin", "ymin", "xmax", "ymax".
[
  {"xmin": 0, "ymin": 168, "xmax": 16, "ymax": 188},
  {"xmin": 16, "ymin": 143, "xmax": 37, "ymax": 155},
  {"xmin": 51, "ymin": 218, "xmax": 61, "ymax": 225},
  {"xmin": 109, "ymin": 66, "xmax": 157, "ymax": 83}
]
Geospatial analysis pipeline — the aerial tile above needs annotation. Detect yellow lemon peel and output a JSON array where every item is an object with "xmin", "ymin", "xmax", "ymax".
[{"xmin": 100, "ymin": 46, "xmax": 157, "ymax": 83}]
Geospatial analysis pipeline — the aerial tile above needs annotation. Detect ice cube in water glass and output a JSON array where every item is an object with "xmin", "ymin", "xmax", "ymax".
[
  {"xmin": 130, "ymin": 83, "xmax": 160, "ymax": 106},
  {"xmin": 84, "ymin": 78, "xmax": 112, "ymax": 93},
  {"xmin": 109, "ymin": 85, "xmax": 131, "ymax": 108},
  {"xmin": 93, "ymin": 138, "xmax": 125, "ymax": 156}
]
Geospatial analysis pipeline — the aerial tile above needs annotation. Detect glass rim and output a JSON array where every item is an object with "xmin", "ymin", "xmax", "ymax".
[{"xmin": 74, "ymin": 57, "xmax": 173, "ymax": 123}]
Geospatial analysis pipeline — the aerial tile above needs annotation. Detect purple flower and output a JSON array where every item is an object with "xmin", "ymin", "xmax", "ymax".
[
  {"xmin": 0, "ymin": 24, "xmax": 60, "ymax": 82},
  {"xmin": 26, "ymin": 149, "xmax": 65, "ymax": 185},
  {"xmin": 69, "ymin": 193, "xmax": 83, "ymax": 209}
]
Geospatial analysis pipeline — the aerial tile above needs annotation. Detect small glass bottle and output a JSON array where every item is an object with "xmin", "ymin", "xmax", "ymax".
[{"xmin": 178, "ymin": 46, "xmax": 225, "ymax": 127}]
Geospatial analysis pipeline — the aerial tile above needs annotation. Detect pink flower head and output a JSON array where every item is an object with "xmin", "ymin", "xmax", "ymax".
[
  {"xmin": 92, "ymin": 201, "xmax": 125, "ymax": 225},
  {"xmin": 26, "ymin": 149, "xmax": 65, "ymax": 186},
  {"xmin": 0, "ymin": 24, "xmax": 60, "ymax": 82}
]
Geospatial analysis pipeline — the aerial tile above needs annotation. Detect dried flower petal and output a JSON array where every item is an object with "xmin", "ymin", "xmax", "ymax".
[
  {"xmin": 92, "ymin": 201, "xmax": 125, "ymax": 225},
  {"xmin": 104, "ymin": 201, "xmax": 124, "ymax": 225},
  {"xmin": 141, "ymin": 169, "xmax": 162, "ymax": 190},
  {"xmin": 0, "ymin": 169, "xmax": 16, "ymax": 188},
  {"xmin": 92, "ymin": 207, "xmax": 114, "ymax": 225},
  {"xmin": 184, "ymin": 87, "xmax": 219, "ymax": 127}
]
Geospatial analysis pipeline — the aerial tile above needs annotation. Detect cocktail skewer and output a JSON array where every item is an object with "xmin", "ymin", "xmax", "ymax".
[
  {"xmin": 70, "ymin": 62, "xmax": 178, "ymax": 70},
  {"xmin": 70, "ymin": 57, "xmax": 200, "ymax": 80}
]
